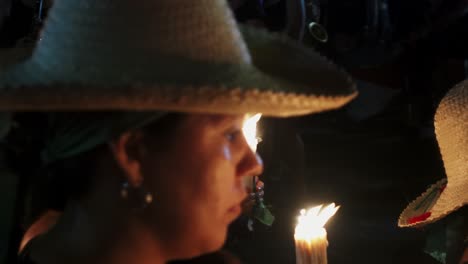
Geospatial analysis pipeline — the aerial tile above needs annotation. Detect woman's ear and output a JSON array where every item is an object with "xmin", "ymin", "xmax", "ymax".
[{"xmin": 108, "ymin": 131, "xmax": 146, "ymax": 187}]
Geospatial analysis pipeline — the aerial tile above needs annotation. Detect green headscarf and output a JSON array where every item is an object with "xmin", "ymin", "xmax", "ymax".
[{"xmin": 42, "ymin": 111, "xmax": 167, "ymax": 164}]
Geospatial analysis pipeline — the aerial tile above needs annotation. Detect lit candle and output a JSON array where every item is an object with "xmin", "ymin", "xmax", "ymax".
[{"xmin": 294, "ymin": 203, "xmax": 340, "ymax": 264}]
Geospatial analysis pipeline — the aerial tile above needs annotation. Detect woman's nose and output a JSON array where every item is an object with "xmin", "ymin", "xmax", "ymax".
[{"xmin": 238, "ymin": 150, "xmax": 264, "ymax": 178}]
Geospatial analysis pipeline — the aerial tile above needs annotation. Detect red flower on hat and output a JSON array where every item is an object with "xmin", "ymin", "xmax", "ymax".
[
  {"xmin": 408, "ymin": 212, "xmax": 432, "ymax": 224},
  {"xmin": 439, "ymin": 184, "xmax": 447, "ymax": 193}
]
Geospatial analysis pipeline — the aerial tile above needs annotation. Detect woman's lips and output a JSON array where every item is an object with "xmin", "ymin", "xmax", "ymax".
[{"xmin": 227, "ymin": 193, "xmax": 247, "ymax": 220}]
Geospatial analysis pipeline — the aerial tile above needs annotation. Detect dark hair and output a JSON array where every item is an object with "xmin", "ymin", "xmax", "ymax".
[
  {"xmin": 5, "ymin": 113, "xmax": 49, "ymax": 227},
  {"xmin": 6, "ymin": 112, "xmax": 185, "ymax": 227}
]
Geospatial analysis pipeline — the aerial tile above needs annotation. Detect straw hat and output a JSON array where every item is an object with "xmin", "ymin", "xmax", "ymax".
[
  {"xmin": 398, "ymin": 81, "xmax": 468, "ymax": 227},
  {"xmin": 0, "ymin": 0, "xmax": 356, "ymax": 117}
]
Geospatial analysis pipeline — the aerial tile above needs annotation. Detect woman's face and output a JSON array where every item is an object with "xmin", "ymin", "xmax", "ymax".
[{"xmin": 140, "ymin": 113, "xmax": 263, "ymax": 259}]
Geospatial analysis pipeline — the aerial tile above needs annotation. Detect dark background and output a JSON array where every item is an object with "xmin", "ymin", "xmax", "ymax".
[{"xmin": 1, "ymin": 0, "xmax": 467, "ymax": 263}]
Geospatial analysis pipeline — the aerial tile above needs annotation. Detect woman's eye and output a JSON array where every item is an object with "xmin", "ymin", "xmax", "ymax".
[{"xmin": 225, "ymin": 130, "xmax": 241, "ymax": 142}]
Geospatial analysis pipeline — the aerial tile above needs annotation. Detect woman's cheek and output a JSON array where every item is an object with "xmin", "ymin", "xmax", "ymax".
[{"xmin": 222, "ymin": 145, "xmax": 232, "ymax": 161}]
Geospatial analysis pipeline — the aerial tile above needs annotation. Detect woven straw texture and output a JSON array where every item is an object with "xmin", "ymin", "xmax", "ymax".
[
  {"xmin": 399, "ymin": 81, "xmax": 468, "ymax": 227},
  {"xmin": 0, "ymin": 0, "xmax": 356, "ymax": 116}
]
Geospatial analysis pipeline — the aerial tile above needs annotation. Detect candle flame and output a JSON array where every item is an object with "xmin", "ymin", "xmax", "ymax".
[
  {"xmin": 242, "ymin": 113, "xmax": 262, "ymax": 152},
  {"xmin": 294, "ymin": 203, "xmax": 340, "ymax": 240}
]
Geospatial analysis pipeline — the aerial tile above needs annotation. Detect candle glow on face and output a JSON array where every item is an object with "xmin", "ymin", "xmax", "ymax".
[
  {"xmin": 294, "ymin": 203, "xmax": 340, "ymax": 241},
  {"xmin": 242, "ymin": 113, "xmax": 262, "ymax": 152}
]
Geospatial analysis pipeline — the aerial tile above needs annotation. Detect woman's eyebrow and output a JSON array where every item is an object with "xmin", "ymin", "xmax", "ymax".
[{"xmin": 207, "ymin": 115, "xmax": 243, "ymax": 127}]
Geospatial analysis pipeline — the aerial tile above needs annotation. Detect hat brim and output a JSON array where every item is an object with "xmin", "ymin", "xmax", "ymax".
[
  {"xmin": 0, "ymin": 26, "xmax": 357, "ymax": 117},
  {"xmin": 398, "ymin": 179, "xmax": 466, "ymax": 228}
]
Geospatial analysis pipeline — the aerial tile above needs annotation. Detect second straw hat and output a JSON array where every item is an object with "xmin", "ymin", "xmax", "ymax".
[{"xmin": 398, "ymin": 81, "xmax": 468, "ymax": 227}]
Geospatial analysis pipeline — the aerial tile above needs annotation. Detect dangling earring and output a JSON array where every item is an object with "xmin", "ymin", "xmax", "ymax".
[{"xmin": 120, "ymin": 181, "xmax": 154, "ymax": 209}]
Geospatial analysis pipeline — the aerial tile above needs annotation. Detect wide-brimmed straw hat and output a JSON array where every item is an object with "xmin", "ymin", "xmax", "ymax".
[
  {"xmin": 0, "ymin": 0, "xmax": 356, "ymax": 117},
  {"xmin": 398, "ymin": 81, "xmax": 468, "ymax": 228}
]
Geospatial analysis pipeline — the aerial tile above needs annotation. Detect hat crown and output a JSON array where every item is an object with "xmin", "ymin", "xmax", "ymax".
[
  {"xmin": 434, "ymin": 82, "xmax": 468, "ymax": 193},
  {"xmin": 32, "ymin": 0, "xmax": 251, "ymax": 73},
  {"xmin": 0, "ymin": 0, "xmax": 357, "ymax": 116}
]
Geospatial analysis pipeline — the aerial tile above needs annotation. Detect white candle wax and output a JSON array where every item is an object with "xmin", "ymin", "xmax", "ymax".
[
  {"xmin": 294, "ymin": 204, "xmax": 339, "ymax": 264},
  {"xmin": 294, "ymin": 227, "xmax": 328, "ymax": 264}
]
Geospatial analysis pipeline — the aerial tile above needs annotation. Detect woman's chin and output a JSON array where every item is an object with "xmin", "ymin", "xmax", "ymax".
[{"xmin": 179, "ymin": 231, "xmax": 227, "ymax": 260}]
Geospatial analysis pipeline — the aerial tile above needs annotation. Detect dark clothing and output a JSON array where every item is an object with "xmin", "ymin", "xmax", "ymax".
[
  {"xmin": 18, "ymin": 239, "xmax": 241, "ymax": 264},
  {"xmin": 169, "ymin": 250, "xmax": 242, "ymax": 264},
  {"xmin": 17, "ymin": 240, "xmax": 35, "ymax": 264}
]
